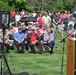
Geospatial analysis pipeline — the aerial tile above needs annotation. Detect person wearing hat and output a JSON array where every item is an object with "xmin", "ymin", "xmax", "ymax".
[
  {"xmin": 14, "ymin": 26, "xmax": 25, "ymax": 53},
  {"xmin": 26, "ymin": 27, "xmax": 43, "ymax": 54},
  {"xmin": 35, "ymin": 25, "xmax": 41, "ymax": 36}
]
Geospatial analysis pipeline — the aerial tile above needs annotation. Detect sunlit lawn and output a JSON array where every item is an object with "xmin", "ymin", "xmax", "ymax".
[{"xmin": 0, "ymin": 32, "xmax": 67, "ymax": 75}]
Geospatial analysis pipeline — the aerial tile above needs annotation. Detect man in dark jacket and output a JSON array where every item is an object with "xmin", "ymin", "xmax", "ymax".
[{"xmin": 26, "ymin": 28, "xmax": 43, "ymax": 54}]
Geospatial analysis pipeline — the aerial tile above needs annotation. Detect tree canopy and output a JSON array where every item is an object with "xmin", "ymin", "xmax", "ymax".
[{"xmin": 0, "ymin": 0, "xmax": 76, "ymax": 12}]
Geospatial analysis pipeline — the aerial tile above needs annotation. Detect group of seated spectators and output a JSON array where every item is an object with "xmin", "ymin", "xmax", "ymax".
[
  {"xmin": 0, "ymin": 22, "xmax": 55, "ymax": 54},
  {"xmin": 0, "ymin": 9, "xmax": 76, "ymax": 55}
]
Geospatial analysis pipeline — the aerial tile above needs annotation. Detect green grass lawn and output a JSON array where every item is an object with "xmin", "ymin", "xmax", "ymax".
[{"xmin": 0, "ymin": 33, "xmax": 67, "ymax": 75}]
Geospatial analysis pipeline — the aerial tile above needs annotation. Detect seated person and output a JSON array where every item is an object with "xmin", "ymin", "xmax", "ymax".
[
  {"xmin": 0, "ymin": 29, "xmax": 10, "ymax": 53},
  {"xmin": 14, "ymin": 26, "xmax": 25, "ymax": 53},
  {"xmin": 8, "ymin": 34, "xmax": 14, "ymax": 49},
  {"xmin": 26, "ymin": 28, "xmax": 43, "ymax": 54},
  {"xmin": 24, "ymin": 26, "xmax": 32, "ymax": 50},
  {"xmin": 43, "ymin": 28, "xmax": 54, "ymax": 54},
  {"xmin": 35, "ymin": 25, "xmax": 41, "ymax": 37},
  {"xmin": 24, "ymin": 26, "xmax": 32, "ymax": 38},
  {"xmin": 22, "ymin": 24, "xmax": 28, "ymax": 34},
  {"xmin": 6, "ymin": 27, "xmax": 14, "ymax": 49},
  {"xmin": 39, "ymin": 25, "xmax": 47, "ymax": 40}
]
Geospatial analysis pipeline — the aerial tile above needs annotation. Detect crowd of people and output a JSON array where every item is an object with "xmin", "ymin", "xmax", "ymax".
[{"xmin": 0, "ymin": 9, "xmax": 76, "ymax": 54}]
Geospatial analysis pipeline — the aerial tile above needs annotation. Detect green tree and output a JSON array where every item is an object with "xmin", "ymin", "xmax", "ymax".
[
  {"xmin": 0, "ymin": 0, "xmax": 13, "ymax": 10},
  {"xmin": 1, "ymin": 0, "xmax": 31, "ymax": 11},
  {"xmin": 0, "ymin": 0, "xmax": 76, "ymax": 12},
  {"xmin": 27, "ymin": 0, "xmax": 76, "ymax": 12}
]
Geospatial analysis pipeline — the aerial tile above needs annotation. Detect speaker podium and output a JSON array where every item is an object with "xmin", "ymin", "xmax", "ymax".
[{"xmin": 67, "ymin": 37, "xmax": 76, "ymax": 75}]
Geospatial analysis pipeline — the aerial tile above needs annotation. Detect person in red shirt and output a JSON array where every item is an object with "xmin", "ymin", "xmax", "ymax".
[
  {"xmin": 37, "ymin": 13, "xmax": 43, "ymax": 27},
  {"xmin": 26, "ymin": 28, "xmax": 43, "ymax": 54},
  {"xmin": 63, "ymin": 11, "xmax": 69, "ymax": 19},
  {"xmin": 10, "ymin": 10, "xmax": 16, "ymax": 22}
]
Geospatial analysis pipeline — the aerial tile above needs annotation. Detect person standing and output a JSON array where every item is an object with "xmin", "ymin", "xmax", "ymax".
[
  {"xmin": 42, "ymin": 12, "xmax": 51, "ymax": 27},
  {"xmin": 15, "ymin": 12, "xmax": 21, "ymax": 23},
  {"xmin": 60, "ymin": 13, "xmax": 64, "ymax": 36},
  {"xmin": 63, "ymin": 11, "xmax": 69, "ymax": 31},
  {"xmin": 37, "ymin": 13, "xmax": 43, "ymax": 28},
  {"xmin": 53, "ymin": 11, "xmax": 61, "ymax": 36},
  {"xmin": 10, "ymin": 10, "xmax": 16, "ymax": 23}
]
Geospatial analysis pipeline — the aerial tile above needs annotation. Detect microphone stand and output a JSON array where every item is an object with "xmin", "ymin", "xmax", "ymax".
[
  {"xmin": 60, "ymin": 28, "xmax": 76, "ymax": 75},
  {"xmin": 1, "ymin": 28, "xmax": 12, "ymax": 75}
]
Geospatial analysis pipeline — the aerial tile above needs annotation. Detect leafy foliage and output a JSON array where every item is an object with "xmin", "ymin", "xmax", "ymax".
[
  {"xmin": 0, "ymin": 0, "xmax": 76, "ymax": 12},
  {"xmin": 0, "ymin": 0, "xmax": 13, "ymax": 10}
]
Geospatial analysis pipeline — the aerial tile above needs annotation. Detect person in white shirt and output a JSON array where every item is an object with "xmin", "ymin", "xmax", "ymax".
[
  {"xmin": 32, "ymin": 11, "xmax": 37, "ymax": 17},
  {"xmin": 15, "ymin": 12, "xmax": 21, "ymax": 22},
  {"xmin": 42, "ymin": 12, "xmax": 51, "ymax": 27}
]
